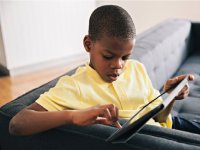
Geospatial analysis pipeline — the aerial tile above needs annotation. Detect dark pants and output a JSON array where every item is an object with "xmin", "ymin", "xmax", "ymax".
[{"xmin": 172, "ymin": 116, "xmax": 200, "ymax": 134}]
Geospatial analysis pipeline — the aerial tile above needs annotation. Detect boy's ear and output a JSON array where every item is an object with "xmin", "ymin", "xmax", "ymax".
[{"xmin": 83, "ymin": 35, "xmax": 92, "ymax": 52}]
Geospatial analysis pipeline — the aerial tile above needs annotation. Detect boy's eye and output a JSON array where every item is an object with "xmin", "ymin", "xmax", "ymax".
[
  {"xmin": 122, "ymin": 55, "xmax": 130, "ymax": 60},
  {"xmin": 103, "ymin": 55, "xmax": 113, "ymax": 60}
]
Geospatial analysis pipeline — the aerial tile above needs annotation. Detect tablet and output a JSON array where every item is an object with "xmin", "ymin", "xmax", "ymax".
[{"xmin": 106, "ymin": 76, "xmax": 189, "ymax": 143}]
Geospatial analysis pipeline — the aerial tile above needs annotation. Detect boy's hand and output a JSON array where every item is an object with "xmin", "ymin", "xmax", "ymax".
[
  {"xmin": 71, "ymin": 104, "xmax": 122, "ymax": 128},
  {"xmin": 164, "ymin": 74, "xmax": 195, "ymax": 100}
]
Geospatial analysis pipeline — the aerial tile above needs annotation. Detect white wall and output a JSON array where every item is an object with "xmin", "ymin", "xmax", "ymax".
[
  {"xmin": 0, "ymin": 1, "xmax": 95, "ymax": 75},
  {"xmin": 0, "ymin": 25, "xmax": 6, "ymax": 67},
  {"xmin": 97, "ymin": 1, "xmax": 200, "ymax": 34},
  {"xmin": 1, "ymin": 0, "xmax": 200, "ymax": 75}
]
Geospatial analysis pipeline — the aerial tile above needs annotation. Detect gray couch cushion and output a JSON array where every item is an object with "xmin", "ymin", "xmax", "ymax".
[
  {"xmin": 189, "ymin": 76, "xmax": 200, "ymax": 98},
  {"xmin": 132, "ymin": 19, "xmax": 191, "ymax": 90},
  {"xmin": 172, "ymin": 96, "xmax": 200, "ymax": 121},
  {"xmin": 176, "ymin": 53, "xmax": 200, "ymax": 75}
]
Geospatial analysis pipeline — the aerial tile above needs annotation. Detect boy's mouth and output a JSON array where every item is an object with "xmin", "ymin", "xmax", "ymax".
[{"xmin": 107, "ymin": 73, "xmax": 119, "ymax": 81}]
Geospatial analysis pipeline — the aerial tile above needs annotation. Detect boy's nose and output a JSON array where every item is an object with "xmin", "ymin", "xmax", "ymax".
[{"xmin": 111, "ymin": 59, "xmax": 123, "ymax": 69}]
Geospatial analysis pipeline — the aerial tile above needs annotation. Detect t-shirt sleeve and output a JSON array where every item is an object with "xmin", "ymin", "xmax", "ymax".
[
  {"xmin": 36, "ymin": 76, "xmax": 81, "ymax": 111},
  {"xmin": 141, "ymin": 63, "xmax": 173, "ymax": 128}
]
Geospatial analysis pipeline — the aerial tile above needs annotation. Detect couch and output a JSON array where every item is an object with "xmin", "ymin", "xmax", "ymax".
[{"xmin": 1, "ymin": 19, "xmax": 200, "ymax": 150}]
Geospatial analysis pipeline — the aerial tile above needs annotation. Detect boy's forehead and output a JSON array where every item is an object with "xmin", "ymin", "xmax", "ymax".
[
  {"xmin": 97, "ymin": 36, "xmax": 135, "ymax": 49},
  {"xmin": 96, "ymin": 39, "xmax": 134, "ymax": 56}
]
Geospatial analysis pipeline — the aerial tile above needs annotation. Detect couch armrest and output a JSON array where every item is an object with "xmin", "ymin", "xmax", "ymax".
[{"xmin": 1, "ymin": 111, "xmax": 200, "ymax": 150}]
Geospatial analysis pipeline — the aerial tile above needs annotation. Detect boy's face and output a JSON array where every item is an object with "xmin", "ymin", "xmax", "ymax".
[{"xmin": 84, "ymin": 35, "xmax": 135, "ymax": 83}]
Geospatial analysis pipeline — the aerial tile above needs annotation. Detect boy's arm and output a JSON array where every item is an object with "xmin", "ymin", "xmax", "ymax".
[
  {"xmin": 9, "ymin": 102, "xmax": 121, "ymax": 136},
  {"xmin": 154, "ymin": 74, "xmax": 194, "ymax": 123},
  {"xmin": 154, "ymin": 99, "xmax": 175, "ymax": 123},
  {"xmin": 9, "ymin": 102, "xmax": 74, "ymax": 136}
]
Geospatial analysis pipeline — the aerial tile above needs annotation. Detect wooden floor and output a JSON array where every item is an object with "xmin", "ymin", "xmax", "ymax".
[{"xmin": 0, "ymin": 59, "xmax": 87, "ymax": 107}]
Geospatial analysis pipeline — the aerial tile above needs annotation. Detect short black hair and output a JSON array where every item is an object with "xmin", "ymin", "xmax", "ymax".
[{"xmin": 89, "ymin": 5, "xmax": 136, "ymax": 41}]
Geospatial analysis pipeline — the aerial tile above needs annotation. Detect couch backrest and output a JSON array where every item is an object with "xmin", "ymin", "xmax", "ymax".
[
  {"xmin": 132, "ymin": 19, "xmax": 191, "ymax": 90},
  {"xmin": 0, "ymin": 19, "xmax": 192, "ymax": 117}
]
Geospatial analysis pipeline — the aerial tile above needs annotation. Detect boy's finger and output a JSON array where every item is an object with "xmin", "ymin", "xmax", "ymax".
[
  {"xmin": 96, "ymin": 107, "xmax": 112, "ymax": 121},
  {"xmin": 166, "ymin": 74, "xmax": 191, "ymax": 90},
  {"xmin": 175, "ymin": 93, "xmax": 188, "ymax": 100},
  {"xmin": 181, "ymin": 83, "xmax": 189, "ymax": 92},
  {"xmin": 175, "ymin": 74, "xmax": 194, "ymax": 82},
  {"xmin": 109, "ymin": 105, "xmax": 118, "ymax": 121},
  {"xmin": 168, "ymin": 75, "xmax": 184, "ymax": 84},
  {"xmin": 103, "ymin": 108, "xmax": 112, "ymax": 120},
  {"xmin": 188, "ymin": 74, "xmax": 195, "ymax": 81},
  {"xmin": 176, "ymin": 89, "xmax": 189, "ymax": 100},
  {"xmin": 101, "ymin": 104, "xmax": 118, "ymax": 121},
  {"xmin": 113, "ymin": 121, "xmax": 122, "ymax": 128},
  {"xmin": 167, "ymin": 77, "xmax": 179, "ymax": 85},
  {"xmin": 112, "ymin": 121, "xmax": 122, "ymax": 129},
  {"xmin": 178, "ymin": 83, "xmax": 189, "ymax": 95},
  {"xmin": 95, "ymin": 117, "xmax": 109, "ymax": 125}
]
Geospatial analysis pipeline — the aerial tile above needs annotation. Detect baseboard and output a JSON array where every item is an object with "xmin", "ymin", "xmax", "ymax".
[{"xmin": 4, "ymin": 53, "xmax": 89, "ymax": 76}]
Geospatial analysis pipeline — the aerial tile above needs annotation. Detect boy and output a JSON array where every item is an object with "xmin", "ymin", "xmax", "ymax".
[{"xmin": 9, "ymin": 5, "xmax": 197, "ymax": 139}]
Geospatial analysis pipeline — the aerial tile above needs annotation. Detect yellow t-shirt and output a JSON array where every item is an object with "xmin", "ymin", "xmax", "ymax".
[{"xmin": 36, "ymin": 59, "xmax": 172, "ymax": 128}]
